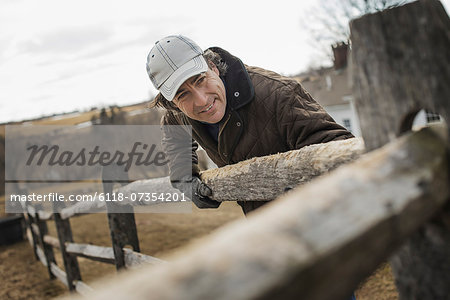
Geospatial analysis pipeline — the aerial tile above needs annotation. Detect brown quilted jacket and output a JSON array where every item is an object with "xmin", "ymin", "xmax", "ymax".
[{"xmin": 161, "ymin": 47, "xmax": 353, "ymax": 214}]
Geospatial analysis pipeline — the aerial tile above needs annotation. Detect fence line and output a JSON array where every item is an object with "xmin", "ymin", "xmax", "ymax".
[
  {"xmin": 23, "ymin": 199, "xmax": 163, "ymax": 293},
  {"xmin": 64, "ymin": 123, "xmax": 448, "ymax": 300},
  {"xmin": 24, "ymin": 124, "xmax": 450, "ymax": 299},
  {"xmin": 22, "ymin": 135, "xmax": 363, "ymax": 294}
]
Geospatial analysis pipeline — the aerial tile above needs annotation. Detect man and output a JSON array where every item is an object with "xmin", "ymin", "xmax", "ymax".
[{"xmin": 146, "ymin": 35, "xmax": 354, "ymax": 215}]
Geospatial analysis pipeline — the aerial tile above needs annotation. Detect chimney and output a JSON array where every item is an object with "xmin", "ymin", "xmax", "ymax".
[{"xmin": 332, "ymin": 42, "xmax": 349, "ymax": 70}]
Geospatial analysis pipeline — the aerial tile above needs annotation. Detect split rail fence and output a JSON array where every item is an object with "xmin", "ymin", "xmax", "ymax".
[{"xmin": 21, "ymin": 0, "xmax": 450, "ymax": 299}]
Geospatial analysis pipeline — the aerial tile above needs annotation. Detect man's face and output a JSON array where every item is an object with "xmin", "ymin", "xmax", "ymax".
[{"xmin": 172, "ymin": 64, "xmax": 227, "ymax": 124}]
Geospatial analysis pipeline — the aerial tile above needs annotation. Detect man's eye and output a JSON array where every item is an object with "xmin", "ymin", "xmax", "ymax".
[
  {"xmin": 196, "ymin": 76, "xmax": 206, "ymax": 84},
  {"xmin": 177, "ymin": 92, "xmax": 188, "ymax": 101}
]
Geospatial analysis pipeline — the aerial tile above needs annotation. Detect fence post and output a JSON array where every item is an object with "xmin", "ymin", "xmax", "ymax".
[
  {"xmin": 53, "ymin": 200, "xmax": 82, "ymax": 291},
  {"xmin": 23, "ymin": 203, "xmax": 39, "ymax": 261},
  {"xmin": 350, "ymin": 0, "xmax": 450, "ymax": 298},
  {"xmin": 102, "ymin": 164, "xmax": 140, "ymax": 270},
  {"xmin": 33, "ymin": 204, "xmax": 56, "ymax": 279}
]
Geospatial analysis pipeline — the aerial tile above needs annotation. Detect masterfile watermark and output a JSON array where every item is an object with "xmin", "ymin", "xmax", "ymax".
[
  {"xmin": 9, "ymin": 192, "xmax": 187, "ymax": 203},
  {"xmin": 26, "ymin": 142, "xmax": 168, "ymax": 172},
  {"xmin": 5, "ymin": 125, "xmax": 194, "ymax": 214}
]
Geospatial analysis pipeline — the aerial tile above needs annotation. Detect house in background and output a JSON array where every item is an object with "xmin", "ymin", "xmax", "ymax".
[{"xmin": 294, "ymin": 42, "xmax": 361, "ymax": 137}]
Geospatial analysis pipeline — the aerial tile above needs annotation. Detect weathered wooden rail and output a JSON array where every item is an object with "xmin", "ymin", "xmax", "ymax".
[
  {"xmin": 60, "ymin": 123, "xmax": 449, "ymax": 300},
  {"xmin": 21, "ymin": 0, "xmax": 449, "ymax": 299}
]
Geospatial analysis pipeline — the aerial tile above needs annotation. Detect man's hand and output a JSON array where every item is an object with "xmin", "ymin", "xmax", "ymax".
[{"xmin": 172, "ymin": 175, "xmax": 221, "ymax": 209}]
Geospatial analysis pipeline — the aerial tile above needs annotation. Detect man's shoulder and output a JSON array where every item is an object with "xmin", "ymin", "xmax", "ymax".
[
  {"xmin": 245, "ymin": 65, "xmax": 304, "ymax": 103},
  {"xmin": 246, "ymin": 66, "xmax": 302, "ymax": 94}
]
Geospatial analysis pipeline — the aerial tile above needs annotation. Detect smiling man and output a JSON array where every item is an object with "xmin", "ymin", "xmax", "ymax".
[
  {"xmin": 172, "ymin": 66, "xmax": 226, "ymax": 124},
  {"xmin": 146, "ymin": 35, "xmax": 353, "ymax": 214}
]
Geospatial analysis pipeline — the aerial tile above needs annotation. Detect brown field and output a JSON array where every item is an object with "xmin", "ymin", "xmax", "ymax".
[{"xmin": 0, "ymin": 102, "xmax": 150, "ymax": 127}]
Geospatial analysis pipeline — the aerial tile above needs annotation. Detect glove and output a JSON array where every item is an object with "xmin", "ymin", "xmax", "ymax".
[{"xmin": 172, "ymin": 175, "xmax": 221, "ymax": 209}]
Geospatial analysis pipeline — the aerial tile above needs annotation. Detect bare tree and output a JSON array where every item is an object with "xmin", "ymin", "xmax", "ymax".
[{"xmin": 301, "ymin": 0, "xmax": 411, "ymax": 67}]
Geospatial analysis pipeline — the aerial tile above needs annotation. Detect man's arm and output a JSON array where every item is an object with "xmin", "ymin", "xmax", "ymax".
[
  {"xmin": 161, "ymin": 113, "xmax": 201, "ymax": 182},
  {"xmin": 161, "ymin": 113, "xmax": 220, "ymax": 209},
  {"xmin": 275, "ymin": 83, "xmax": 354, "ymax": 150}
]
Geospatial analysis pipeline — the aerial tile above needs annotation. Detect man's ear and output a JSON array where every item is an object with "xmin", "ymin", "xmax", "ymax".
[
  {"xmin": 208, "ymin": 60, "xmax": 220, "ymax": 76},
  {"xmin": 170, "ymin": 96, "xmax": 181, "ymax": 109}
]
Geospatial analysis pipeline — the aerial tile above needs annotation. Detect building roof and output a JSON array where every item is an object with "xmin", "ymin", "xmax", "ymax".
[{"xmin": 293, "ymin": 66, "xmax": 352, "ymax": 107}]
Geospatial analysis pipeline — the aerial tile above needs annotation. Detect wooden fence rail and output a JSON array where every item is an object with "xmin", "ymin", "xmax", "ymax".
[
  {"xmin": 59, "ymin": 124, "xmax": 448, "ymax": 300},
  {"xmin": 22, "ymin": 135, "xmax": 364, "ymax": 295},
  {"xmin": 20, "ymin": 0, "xmax": 449, "ymax": 299}
]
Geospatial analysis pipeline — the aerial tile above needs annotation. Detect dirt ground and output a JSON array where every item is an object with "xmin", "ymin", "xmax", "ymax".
[{"xmin": 0, "ymin": 200, "xmax": 399, "ymax": 300}]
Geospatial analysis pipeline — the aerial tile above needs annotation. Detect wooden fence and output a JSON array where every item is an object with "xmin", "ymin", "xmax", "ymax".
[
  {"xmin": 21, "ymin": 0, "xmax": 449, "ymax": 299},
  {"xmin": 21, "ymin": 135, "xmax": 363, "ymax": 296},
  {"xmin": 23, "ymin": 193, "xmax": 165, "ymax": 295}
]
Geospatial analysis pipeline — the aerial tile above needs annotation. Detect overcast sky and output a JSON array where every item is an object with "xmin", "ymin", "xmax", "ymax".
[{"xmin": 1, "ymin": 0, "xmax": 449, "ymax": 123}]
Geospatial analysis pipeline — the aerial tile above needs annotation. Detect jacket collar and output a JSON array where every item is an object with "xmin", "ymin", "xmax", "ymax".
[
  {"xmin": 187, "ymin": 47, "xmax": 254, "ymax": 165},
  {"xmin": 207, "ymin": 47, "xmax": 255, "ymax": 110}
]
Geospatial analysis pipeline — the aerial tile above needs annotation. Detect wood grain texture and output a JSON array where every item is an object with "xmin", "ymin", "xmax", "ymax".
[
  {"xmin": 65, "ymin": 242, "xmax": 164, "ymax": 267},
  {"xmin": 350, "ymin": 0, "xmax": 450, "ymax": 151},
  {"xmin": 351, "ymin": 1, "xmax": 450, "ymax": 298},
  {"xmin": 60, "ymin": 138, "xmax": 364, "ymax": 216},
  {"xmin": 201, "ymin": 138, "xmax": 364, "ymax": 202}
]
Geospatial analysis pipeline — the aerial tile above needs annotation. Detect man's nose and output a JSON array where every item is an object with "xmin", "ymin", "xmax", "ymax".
[{"xmin": 192, "ymin": 89, "xmax": 208, "ymax": 107}]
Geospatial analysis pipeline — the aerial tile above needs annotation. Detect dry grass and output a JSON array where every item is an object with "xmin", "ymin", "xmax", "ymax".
[{"xmin": 0, "ymin": 101, "xmax": 150, "ymax": 136}]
